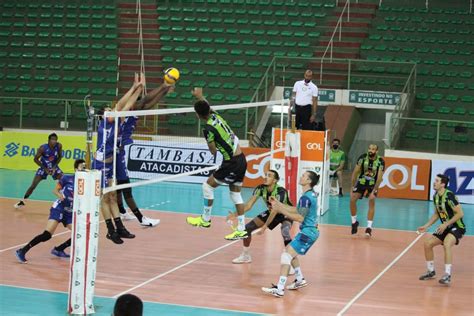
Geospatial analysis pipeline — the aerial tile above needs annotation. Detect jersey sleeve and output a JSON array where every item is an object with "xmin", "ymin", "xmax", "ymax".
[
  {"xmin": 341, "ymin": 151, "xmax": 346, "ymax": 162},
  {"xmin": 447, "ymin": 192, "xmax": 460, "ymax": 208},
  {"xmin": 253, "ymin": 185, "xmax": 264, "ymax": 197},
  {"xmin": 292, "ymin": 81, "xmax": 298, "ymax": 92},
  {"xmin": 298, "ymin": 195, "xmax": 312, "ymax": 209},
  {"xmin": 203, "ymin": 126, "xmax": 215, "ymax": 143},
  {"xmin": 356, "ymin": 154, "xmax": 366, "ymax": 166},
  {"xmin": 276, "ymin": 187, "xmax": 289, "ymax": 204},
  {"xmin": 379, "ymin": 157, "xmax": 385, "ymax": 171}
]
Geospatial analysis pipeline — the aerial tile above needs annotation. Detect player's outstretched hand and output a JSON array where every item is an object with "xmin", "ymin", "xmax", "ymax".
[
  {"xmin": 192, "ymin": 87, "xmax": 203, "ymax": 99},
  {"xmin": 226, "ymin": 210, "xmax": 236, "ymax": 223},
  {"xmin": 417, "ymin": 225, "xmax": 427, "ymax": 233}
]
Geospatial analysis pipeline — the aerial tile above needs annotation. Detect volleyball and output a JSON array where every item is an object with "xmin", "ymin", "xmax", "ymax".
[{"xmin": 164, "ymin": 67, "xmax": 180, "ymax": 85}]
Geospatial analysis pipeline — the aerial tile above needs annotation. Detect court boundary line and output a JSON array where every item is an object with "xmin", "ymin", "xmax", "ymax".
[
  {"xmin": 112, "ymin": 238, "xmax": 241, "ymax": 298},
  {"xmin": 336, "ymin": 232, "xmax": 425, "ymax": 315},
  {"xmin": 0, "ymin": 284, "xmax": 270, "ymax": 315}
]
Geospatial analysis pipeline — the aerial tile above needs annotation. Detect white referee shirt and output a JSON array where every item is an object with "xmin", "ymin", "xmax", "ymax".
[{"xmin": 292, "ymin": 80, "xmax": 319, "ymax": 106}]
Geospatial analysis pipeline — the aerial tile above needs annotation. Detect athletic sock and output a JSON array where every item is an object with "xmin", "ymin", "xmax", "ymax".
[
  {"xmin": 22, "ymin": 231, "xmax": 51, "ymax": 254},
  {"xmin": 105, "ymin": 219, "xmax": 115, "ymax": 234},
  {"xmin": 277, "ymin": 276, "xmax": 287, "ymax": 292},
  {"xmin": 114, "ymin": 217, "xmax": 125, "ymax": 230},
  {"xmin": 131, "ymin": 208, "xmax": 143, "ymax": 222},
  {"xmin": 55, "ymin": 238, "xmax": 71, "ymax": 252},
  {"xmin": 427, "ymin": 261, "xmax": 435, "ymax": 272},
  {"xmin": 445, "ymin": 264, "xmax": 452, "ymax": 275},
  {"xmin": 367, "ymin": 220, "xmax": 373, "ymax": 228},
  {"xmin": 351, "ymin": 216, "xmax": 357, "ymax": 224},
  {"xmin": 237, "ymin": 215, "xmax": 245, "ymax": 231},
  {"xmin": 118, "ymin": 205, "xmax": 127, "ymax": 214},
  {"xmin": 202, "ymin": 206, "xmax": 212, "ymax": 222},
  {"xmin": 243, "ymin": 246, "xmax": 250, "ymax": 255},
  {"xmin": 294, "ymin": 267, "xmax": 304, "ymax": 282}
]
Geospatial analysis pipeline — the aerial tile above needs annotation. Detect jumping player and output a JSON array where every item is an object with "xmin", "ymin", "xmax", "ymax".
[
  {"xmin": 261, "ymin": 171, "xmax": 320, "ymax": 297},
  {"xmin": 228, "ymin": 170, "xmax": 293, "ymax": 264},
  {"xmin": 349, "ymin": 144, "xmax": 385, "ymax": 237},
  {"xmin": 15, "ymin": 159, "xmax": 86, "ymax": 263},
  {"xmin": 186, "ymin": 88, "xmax": 249, "ymax": 241},
  {"xmin": 418, "ymin": 174, "xmax": 466, "ymax": 285},
  {"xmin": 14, "ymin": 133, "xmax": 63, "ymax": 209}
]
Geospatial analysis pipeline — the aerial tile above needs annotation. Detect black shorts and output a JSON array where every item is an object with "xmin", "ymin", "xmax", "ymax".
[
  {"xmin": 256, "ymin": 210, "xmax": 292, "ymax": 230},
  {"xmin": 352, "ymin": 181, "xmax": 375, "ymax": 196},
  {"xmin": 433, "ymin": 226, "xmax": 466, "ymax": 245},
  {"xmin": 213, "ymin": 153, "xmax": 247, "ymax": 185}
]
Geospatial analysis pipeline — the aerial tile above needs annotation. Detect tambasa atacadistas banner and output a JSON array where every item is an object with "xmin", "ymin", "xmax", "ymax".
[{"xmin": 124, "ymin": 141, "xmax": 222, "ymax": 184}]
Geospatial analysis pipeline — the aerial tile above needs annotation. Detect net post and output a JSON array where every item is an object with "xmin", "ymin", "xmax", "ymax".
[{"xmin": 291, "ymin": 114, "xmax": 296, "ymax": 133}]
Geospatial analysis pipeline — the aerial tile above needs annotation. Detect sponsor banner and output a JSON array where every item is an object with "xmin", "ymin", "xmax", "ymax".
[
  {"xmin": 348, "ymin": 90, "xmax": 401, "ymax": 106},
  {"xmin": 379, "ymin": 157, "xmax": 431, "ymax": 200},
  {"xmin": 0, "ymin": 131, "xmax": 91, "ymax": 173},
  {"xmin": 271, "ymin": 128, "xmax": 329, "ymax": 215},
  {"xmin": 125, "ymin": 141, "xmax": 221, "ymax": 183},
  {"xmin": 283, "ymin": 87, "xmax": 336, "ymax": 102},
  {"xmin": 241, "ymin": 147, "xmax": 271, "ymax": 188},
  {"xmin": 431, "ymin": 160, "xmax": 474, "ymax": 204}
]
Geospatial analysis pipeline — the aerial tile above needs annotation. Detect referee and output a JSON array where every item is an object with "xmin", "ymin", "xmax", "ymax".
[{"xmin": 290, "ymin": 70, "xmax": 319, "ymax": 130}]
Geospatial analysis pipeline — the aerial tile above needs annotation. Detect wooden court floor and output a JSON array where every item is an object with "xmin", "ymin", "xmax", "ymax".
[{"xmin": 1, "ymin": 197, "xmax": 473, "ymax": 316}]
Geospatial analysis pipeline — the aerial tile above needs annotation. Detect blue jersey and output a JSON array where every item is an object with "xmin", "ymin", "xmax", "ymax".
[
  {"xmin": 120, "ymin": 116, "xmax": 138, "ymax": 147},
  {"xmin": 297, "ymin": 190, "xmax": 318, "ymax": 234},
  {"xmin": 39, "ymin": 143, "xmax": 60, "ymax": 168},
  {"xmin": 51, "ymin": 175, "xmax": 75, "ymax": 212},
  {"xmin": 96, "ymin": 119, "xmax": 118, "ymax": 161}
]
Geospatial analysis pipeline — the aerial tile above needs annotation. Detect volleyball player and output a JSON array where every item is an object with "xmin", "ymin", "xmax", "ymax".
[
  {"xmin": 228, "ymin": 170, "xmax": 293, "ymax": 264},
  {"xmin": 14, "ymin": 133, "xmax": 63, "ymax": 209},
  {"xmin": 93, "ymin": 73, "xmax": 144, "ymax": 244},
  {"xmin": 15, "ymin": 159, "xmax": 85, "ymax": 263},
  {"xmin": 261, "ymin": 171, "xmax": 320, "ymax": 297},
  {"xmin": 349, "ymin": 144, "xmax": 385, "ymax": 237},
  {"xmin": 186, "ymin": 88, "xmax": 249, "ymax": 240},
  {"xmin": 418, "ymin": 174, "xmax": 466, "ymax": 285},
  {"xmin": 116, "ymin": 115, "xmax": 160, "ymax": 227}
]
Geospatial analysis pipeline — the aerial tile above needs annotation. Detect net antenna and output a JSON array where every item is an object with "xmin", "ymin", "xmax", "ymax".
[
  {"xmin": 102, "ymin": 99, "xmax": 290, "ymax": 194},
  {"xmin": 84, "ymin": 94, "xmax": 94, "ymax": 169}
]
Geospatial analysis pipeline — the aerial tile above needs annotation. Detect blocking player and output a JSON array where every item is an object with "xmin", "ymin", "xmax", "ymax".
[
  {"xmin": 186, "ymin": 88, "xmax": 249, "ymax": 241},
  {"xmin": 418, "ymin": 174, "xmax": 466, "ymax": 285},
  {"xmin": 261, "ymin": 171, "xmax": 320, "ymax": 297},
  {"xmin": 228, "ymin": 170, "xmax": 293, "ymax": 264},
  {"xmin": 14, "ymin": 133, "xmax": 63, "ymax": 209},
  {"xmin": 15, "ymin": 159, "xmax": 86, "ymax": 263},
  {"xmin": 349, "ymin": 144, "xmax": 385, "ymax": 237}
]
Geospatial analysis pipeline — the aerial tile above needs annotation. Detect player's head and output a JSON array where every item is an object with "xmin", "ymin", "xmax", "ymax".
[
  {"xmin": 194, "ymin": 100, "xmax": 211, "ymax": 119},
  {"xmin": 74, "ymin": 159, "xmax": 86, "ymax": 171},
  {"xmin": 304, "ymin": 69, "xmax": 313, "ymax": 83},
  {"xmin": 368, "ymin": 144, "xmax": 378, "ymax": 158},
  {"xmin": 48, "ymin": 133, "xmax": 58, "ymax": 146},
  {"xmin": 97, "ymin": 106, "xmax": 114, "ymax": 123},
  {"xmin": 113, "ymin": 293, "xmax": 143, "ymax": 316},
  {"xmin": 264, "ymin": 169, "xmax": 280, "ymax": 186},
  {"xmin": 434, "ymin": 174, "xmax": 449, "ymax": 191},
  {"xmin": 300, "ymin": 171, "xmax": 319, "ymax": 188},
  {"xmin": 332, "ymin": 138, "xmax": 341, "ymax": 150}
]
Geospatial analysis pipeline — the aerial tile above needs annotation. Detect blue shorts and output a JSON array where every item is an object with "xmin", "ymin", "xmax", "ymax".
[
  {"xmin": 35, "ymin": 166, "xmax": 63, "ymax": 180},
  {"xmin": 49, "ymin": 207, "xmax": 73, "ymax": 227},
  {"xmin": 116, "ymin": 152, "xmax": 129, "ymax": 181},
  {"xmin": 92, "ymin": 159, "xmax": 113, "ymax": 188},
  {"xmin": 289, "ymin": 229, "xmax": 319, "ymax": 255}
]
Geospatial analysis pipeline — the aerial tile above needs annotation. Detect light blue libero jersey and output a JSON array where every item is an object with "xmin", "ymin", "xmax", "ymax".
[{"xmin": 298, "ymin": 190, "xmax": 318, "ymax": 235}]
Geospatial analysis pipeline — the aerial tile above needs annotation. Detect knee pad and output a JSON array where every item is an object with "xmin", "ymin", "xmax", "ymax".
[
  {"xmin": 280, "ymin": 221, "xmax": 292, "ymax": 242},
  {"xmin": 245, "ymin": 220, "xmax": 259, "ymax": 235},
  {"xmin": 280, "ymin": 251, "xmax": 293, "ymax": 265},
  {"xmin": 202, "ymin": 182, "xmax": 215, "ymax": 200},
  {"xmin": 229, "ymin": 191, "xmax": 243, "ymax": 205},
  {"xmin": 41, "ymin": 230, "xmax": 52, "ymax": 242},
  {"xmin": 122, "ymin": 187, "xmax": 133, "ymax": 200}
]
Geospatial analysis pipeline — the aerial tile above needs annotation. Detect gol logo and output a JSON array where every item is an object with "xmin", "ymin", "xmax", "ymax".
[
  {"xmin": 95, "ymin": 180, "xmax": 101, "ymax": 196},
  {"xmin": 381, "ymin": 163, "xmax": 425, "ymax": 190},
  {"xmin": 275, "ymin": 140, "xmax": 286, "ymax": 148},
  {"xmin": 245, "ymin": 154, "xmax": 271, "ymax": 180},
  {"xmin": 77, "ymin": 179, "xmax": 85, "ymax": 195},
  {"xmin": 306, "ymin": 143, "xmax": 322, "ymax": 150}
]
